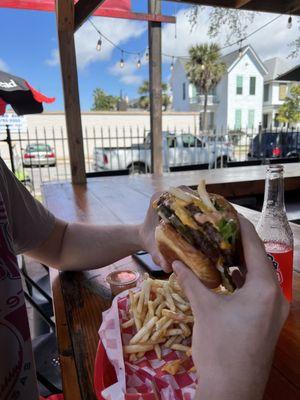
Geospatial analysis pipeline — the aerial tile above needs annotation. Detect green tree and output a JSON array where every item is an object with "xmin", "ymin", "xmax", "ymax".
[
  {"xmin": 91, "ymin": 88, "xmax": 119, "ymax": 111},
  {"xmin": 185, "ymin": 43, "xmax": 226, "ymax": 132},
  {"xmin": 277, "ymin": 85, "xmax": 300, "ymax": 125},
  {"xmin": 138, "ymin": 80, "xmax": 171, "ymax": 110}
]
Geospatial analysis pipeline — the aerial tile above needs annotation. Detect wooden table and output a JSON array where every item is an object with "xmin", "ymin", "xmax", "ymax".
[{"xmin": 42, "ymin": 166, "xmax": 300, "ymax": 400}]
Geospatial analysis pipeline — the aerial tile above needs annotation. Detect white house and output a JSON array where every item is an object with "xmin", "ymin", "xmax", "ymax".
[
  {"xmin": 262, "ymin": 57, "xmax": 298, "ymax": 129},
  {"xmin": 171, "ymin": 45, "xmax": 267, "ymax": 131}
]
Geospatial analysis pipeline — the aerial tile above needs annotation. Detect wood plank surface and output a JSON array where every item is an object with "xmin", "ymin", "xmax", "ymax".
[{"xmin": 43, "ymin": 167, "xmax": 300, "ymax": 399}]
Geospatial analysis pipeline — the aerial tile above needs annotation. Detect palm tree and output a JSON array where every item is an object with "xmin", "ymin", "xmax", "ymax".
[
  {"xmin": 185, "ymin": 43, "xmax": 226, "ymax": 132},
  {"xmin": 138, "ymin": 80, "xmax": 170, "ymax": 110}
]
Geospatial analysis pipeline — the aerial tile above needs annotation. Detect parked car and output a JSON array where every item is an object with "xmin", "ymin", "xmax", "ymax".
[
  {"xmin": 247, "ymin": 131, "xmax": 300, "ymax": 161},
  {"xmin": 23, "ymin": 143, "xmax": 56, "ymax": 167},
  {"xmin": 93, "ymin": 132, "xmax": 234, "ymax": 174}
]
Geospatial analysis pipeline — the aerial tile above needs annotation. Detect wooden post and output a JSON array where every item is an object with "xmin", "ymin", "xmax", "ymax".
[
  {"xmin": 148, "ymin": 0, "xmax": 163, "ymax": 176},
  {"xmin": 56, "ymin": 0, "xmax": 86, "ymax": 184}
]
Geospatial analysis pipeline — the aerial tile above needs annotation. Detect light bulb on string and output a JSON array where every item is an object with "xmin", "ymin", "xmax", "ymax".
[
  {"xmin": 170, "ymin": 57, "xmax": 174, "ymax": 72},
  {"xmin": 96, "ymin": 37, "xmax": 102, "ymax": 51},
  {"xmin": 120, "ymin": 51, "xmax": 125, "ymax": 69},
  {"xmin": 145, "ymin": 49, "xmax": 149, "ymax": 61},
  {"xmin": 287, "ymin": 16, "xmax": 292, "ymax": 29},
  {"xmin": 201, "ymin": 64, "xmax": 205, "ymax": 71},
  {"xmin": 238, "ymin": 41, "xmax": 243, "ymax": 59},
  {"xmin": 137, "ymin": 54, "xmax": 141, "ymax": 69}
]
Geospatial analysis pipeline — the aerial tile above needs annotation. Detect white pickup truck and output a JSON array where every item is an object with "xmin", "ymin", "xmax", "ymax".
[{"xmin": 93, "ymin": 132, "xmax": 234, "ymax": 174}]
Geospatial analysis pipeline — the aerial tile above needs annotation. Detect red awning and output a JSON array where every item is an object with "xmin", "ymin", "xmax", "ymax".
[
  {"xmin": 0, "ymin": 0, "xmax": 131, "ymax": 14},
  {"xmin": 0, "ymin": 0, "xmax": 175, "ymax": 23}
]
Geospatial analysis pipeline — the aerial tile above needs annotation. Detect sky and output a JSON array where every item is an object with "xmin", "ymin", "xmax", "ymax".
[{"xmin": 0, "ymin": 0, "xmax": 299, "ymax": 111}]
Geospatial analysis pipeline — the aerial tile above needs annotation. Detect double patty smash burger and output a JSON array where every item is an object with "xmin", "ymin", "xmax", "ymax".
[{"xmin": 154, "ymin": 181, "xmax": 243, "ymax": 292}]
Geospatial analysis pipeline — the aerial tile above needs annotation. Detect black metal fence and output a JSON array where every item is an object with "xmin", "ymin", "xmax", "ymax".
[{"xmin": 0, "ymin": 125, "xmax": 299, "ymax": 197}]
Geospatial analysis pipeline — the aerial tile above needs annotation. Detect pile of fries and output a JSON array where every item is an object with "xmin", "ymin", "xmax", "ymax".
[{"xmin": 122, "ymin": 273, "xmax": 194, "ymax": 373}]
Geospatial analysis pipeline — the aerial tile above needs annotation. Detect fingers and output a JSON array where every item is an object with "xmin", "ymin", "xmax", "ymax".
[
  {"xmin": 152, "ymin": 252, "xmax": 172, "ymax": 273},
  {"xmin": 172, "ymin": 261, "xmax": 214, "ymax": 308},
  {"xmin": 238, "ymin": 215, "xmax": 278, "ymax": 286}
]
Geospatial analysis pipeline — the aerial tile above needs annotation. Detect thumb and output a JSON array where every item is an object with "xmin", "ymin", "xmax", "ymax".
[{"xmin": 172, "ymin": 261, "xmax": 214, "ymax": 308}]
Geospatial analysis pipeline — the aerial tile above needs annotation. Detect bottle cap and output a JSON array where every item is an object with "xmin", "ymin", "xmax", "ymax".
[{"xmin": 266, "ymin": 164, "xmax": 284, "ymax": 173}]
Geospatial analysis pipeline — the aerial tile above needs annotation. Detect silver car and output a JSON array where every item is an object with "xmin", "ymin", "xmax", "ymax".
[{"xmin": 23, "ymin": 143, "xmax": 56, "ymax": 167}]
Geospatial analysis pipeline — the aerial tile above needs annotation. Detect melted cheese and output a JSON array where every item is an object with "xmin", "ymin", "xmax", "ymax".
[{"xmin": 170, "ymin": 199, "xmax": 199, "ymax": 229}]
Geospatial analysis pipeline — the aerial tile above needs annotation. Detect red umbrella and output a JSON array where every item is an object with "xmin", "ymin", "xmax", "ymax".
[{"xmin": 0, "ymin": 70, "xmax": 55, "ymax": 115}]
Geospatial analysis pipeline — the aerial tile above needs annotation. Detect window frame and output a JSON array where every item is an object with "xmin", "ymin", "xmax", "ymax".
[{"xmin": 279, "ymin": 83, "xmax": 287, "ymax": 101}]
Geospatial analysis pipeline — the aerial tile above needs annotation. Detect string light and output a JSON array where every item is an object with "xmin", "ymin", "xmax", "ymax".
[
  {"xmin": 287, "ymin": 16, "xmax": 292, "ymax": 29},
  {"xmin": 170, "ymin": 57, "xmax": 174, "ymax": 71},
  {"xmin": 137, "ymin": 54, "xmax": 141, "ymax": 69},
  {"xmin": 96, "ymin": 37, "xmax": 102, "ymax": 51},
  {"xmin": 238, "ymin": 40, "xmax": 243, "ymax": 59},
  {"xmin": 120, "ymin": 51, "xmax": 125, "ymax": 69},
  {"xmin": 201, "ymin": 63, "xmax": 205, "ymax": 71},
  {"xmin": 89, "ymin": 14, "xmax": 282, "ymax": 64}
]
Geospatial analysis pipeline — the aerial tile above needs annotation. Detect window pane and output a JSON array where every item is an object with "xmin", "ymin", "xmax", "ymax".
[
  {"xmin": 279, "ymin": 84, "xmax": 287, "ymax": 101},
  {"xmin": 250, "ymin": 77, "xmax": 256, "ymax": 95},
  {"xmin": 236, "ymin": 76, "xmax": 243, "ymax": 95},
  {"xmin": 264, "ymin": 84, "xmax": 269, "ymax": 102},
  {"xmin": 183, "ymin": 83, "xmax": 186, "ymax": 100},
  {"xmin": 235, "ymin": 109, "xmax": 242, "ymax": 130},
  {"xmin": 182, "ymin": 134, "xmax": 196, "ymax": 147},
  {"xmin": 248, "ymin": 110, "xmax": 255, "ymax": 129}
]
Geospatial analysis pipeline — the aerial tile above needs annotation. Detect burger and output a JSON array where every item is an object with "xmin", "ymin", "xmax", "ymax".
[{"xmin": 154, "ymin": 181, "xmax": 244, "ymax": 292}]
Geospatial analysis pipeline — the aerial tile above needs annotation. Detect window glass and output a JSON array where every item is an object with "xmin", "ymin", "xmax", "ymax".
[
  {"xmin": 263, "ymin": 84, "xmax": 269, "ymax": 102},
  {"xmin": 248, "ymin": 110, "xmax": 255, "ymax": 129},
  {"xmin": 249, "ymin": 77, "xmax": 256, "ymax": 95},
  {"xmin": 236, "ymin": 76, "xmax": 243, "ymax": 95},
  {"xmin": 167, "ymin": 136, "xmax": 177, "ymax": 148},
  {"xmin": 279, "ymin": 84, "xmax": 287, "ymax": 101},
  {"xmin": 27, "ymin": 144, "xmax": 51, "ymax": 152},
  {"xmin": 182, "ymin": 134, "xmax": 196, "ymax": 147},
  {"xmin": 182, "ymin": 83, "xmax": 186, "ymax": 100},
  {"xmin": 235, "ymin": 109, "xmax": 242, "ymax": 130}
]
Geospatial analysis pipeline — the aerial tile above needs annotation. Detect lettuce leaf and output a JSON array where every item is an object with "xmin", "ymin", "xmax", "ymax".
[{"xmin": 217, "ymin": 218, "xmax": 237, "ymax": 244}]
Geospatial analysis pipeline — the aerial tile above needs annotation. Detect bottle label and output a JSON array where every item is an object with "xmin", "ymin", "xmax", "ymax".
[{"xmin": 267, "ymin": 253, "xmax": 283, "ymax": 285}]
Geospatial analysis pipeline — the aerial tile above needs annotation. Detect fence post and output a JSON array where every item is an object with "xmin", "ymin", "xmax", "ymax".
[{"xmin": 6, "ymin": 125, "xmax": 15, "ymax": 174}]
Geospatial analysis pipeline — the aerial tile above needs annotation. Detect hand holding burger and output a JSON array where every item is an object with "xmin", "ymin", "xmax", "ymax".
[{"xmin": 154, "ymin": 181, "xmax": 244, "ymax": 292}]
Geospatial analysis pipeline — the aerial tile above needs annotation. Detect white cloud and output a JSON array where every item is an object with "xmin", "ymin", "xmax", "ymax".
[
  {"xmin": 46, "ymin": 49, "xmax": 59, "ymax": 66},
  {"xmin": 109, "ymin": 55, "xmax": 144, "ymax": 85},
  {"xmin": 162, "ymin": 8, "xmax": 300, "ymax": 67},
  {"xmin": 0, "ymin": 58, "xmax": 9, "ymax": 72},
  {"xmin": 46, "ymin": 17, "xmax": 146, "ymax": 70}
]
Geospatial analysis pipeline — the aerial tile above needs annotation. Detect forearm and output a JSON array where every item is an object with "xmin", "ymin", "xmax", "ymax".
[
  {"xmin": 57, "ymin": 223, "xmax": 143, "ymax": 271},
  {"xmin": 51, "ymin": 224, "xmax": 142, "ymax": 271}
]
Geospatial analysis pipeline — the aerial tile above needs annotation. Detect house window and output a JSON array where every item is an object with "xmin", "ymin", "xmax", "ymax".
[
  {"xmin": 274, "ymin": 113, "xmax": 280, "ymax": 128},
  {"xmin": 279, "ymin": 84, "xmax": 287, "ymax": 100},
  {"xmin": 236, "ymin": 76, "xmax": 243, "ymax": 95},
  {"xmin": 182, "ymin": 83, "xmax": 186, "ymax": 100},
  {"xmin": 263, "ymin": 114, "xmax": 269, "ymax": 129},
  {"xmin": 264, "ymin": 84, "xmax": 269, "ymax": 102},
  {"xmin": 209, "ymin": 112, "xmax": 215, "ymax": 129},
  {"xmin": 248, "ymin": 110, "xmax": 255, "ymax": 129},
  {"xmin": 249, "ymin": 77, "xmax": 256, "ymax": 95},
  {"xmin": 235, "ymin": 109, "xmax": 242, "ymax": 130}
]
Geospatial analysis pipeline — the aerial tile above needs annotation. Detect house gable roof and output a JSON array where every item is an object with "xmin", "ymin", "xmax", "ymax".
[{"xmin": 263, "ymin": 57, "xmax": 291, "ymax": 82}]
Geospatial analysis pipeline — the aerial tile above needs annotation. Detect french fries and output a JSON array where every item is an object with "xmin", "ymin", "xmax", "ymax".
[{"xmin": 122, "ymin": 273, "xmax": 194, "ymax": 367}]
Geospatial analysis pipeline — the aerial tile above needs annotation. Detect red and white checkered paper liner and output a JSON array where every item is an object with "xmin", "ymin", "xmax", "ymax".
[{"xmin": 99, "ymin": 289, "xmax": 197, "ymax": 400}]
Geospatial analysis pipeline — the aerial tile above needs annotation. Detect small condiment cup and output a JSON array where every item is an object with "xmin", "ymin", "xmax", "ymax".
[{"xmin": 106, "ymin": 270, "xmax": 140, "ymax": 296}]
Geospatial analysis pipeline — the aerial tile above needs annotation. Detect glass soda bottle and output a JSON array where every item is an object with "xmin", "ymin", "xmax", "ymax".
[{"xmin": 256, "ymin": 165, "xmax": 293, "ymax": 302}]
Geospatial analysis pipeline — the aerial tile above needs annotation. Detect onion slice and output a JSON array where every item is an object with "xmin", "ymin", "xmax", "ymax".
[
  {"xmin": 197, "ymin": 180, "xmax": 216, "ymax": 212},
  {"xmin": 168, "ymin": 187, "xmax": 192, "ymax": 203}
]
